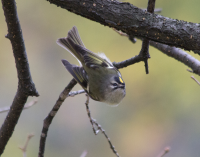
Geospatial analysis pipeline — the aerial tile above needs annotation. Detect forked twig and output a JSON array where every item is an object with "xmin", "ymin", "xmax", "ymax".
[
  {"xmin": 85, "ymin": 94, "xmax": 120, "ymax": 157},
  {"xmin": 19, "ymin": 133, "xmax": 34, "ymax": 157},
  {"xmin": 85, "ymin": 94, "xmax": 99, "ymax": 135},
  {"xmin": 139, "ymin": 0, "xmax": 156, "ymax": 74}
]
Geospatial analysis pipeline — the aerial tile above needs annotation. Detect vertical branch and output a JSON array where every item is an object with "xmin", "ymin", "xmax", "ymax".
[
  {"xmin": 139, "ymin": 0, "xmax": 156, "ymax": 74},
  {"xmin": 0, "ymin": 0, "xmax": 39, "ymax": 155},
  {"xmin": 147, "ymin": 0, "xmax": 156, "ymax": 12},
  {"xmin": 139, "ymin": 39, "xmax": 150, "ymax": 74}
]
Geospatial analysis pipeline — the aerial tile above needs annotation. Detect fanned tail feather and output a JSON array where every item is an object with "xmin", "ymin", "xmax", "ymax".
[{"xmin": 57, "ymin": 26, "xmax": 85, "ymax": 65}]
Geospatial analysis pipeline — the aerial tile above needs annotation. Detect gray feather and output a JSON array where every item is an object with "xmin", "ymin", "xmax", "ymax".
[
  {"xmin": 61, "ymin": 59, "xmax": 88, "ymax": 90},
  {"xmin": 57, "ymin": 26, "xmax": 85, "ymax": 65}
]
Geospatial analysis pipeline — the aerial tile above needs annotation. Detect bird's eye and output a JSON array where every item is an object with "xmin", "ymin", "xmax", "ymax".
[{"xmin": 112, "ymin": 83, "xmax": 118, "ymax": 86}]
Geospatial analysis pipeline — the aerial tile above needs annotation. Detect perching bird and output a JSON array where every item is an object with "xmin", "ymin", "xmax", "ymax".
[{"xmin": 57, "ymin": 26, "xmax": 125, "ymax": 105}]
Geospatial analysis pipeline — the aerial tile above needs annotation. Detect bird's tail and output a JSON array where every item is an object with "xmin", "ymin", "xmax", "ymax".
[{"xmin": 57, "ymin": 26, "xmax": 85, "ymax": 65}]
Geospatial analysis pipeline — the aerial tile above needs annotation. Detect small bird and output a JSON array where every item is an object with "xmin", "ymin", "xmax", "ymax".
[{"xmin": 57, "ymin": 26, "xmax": 126, "ymax": 105}]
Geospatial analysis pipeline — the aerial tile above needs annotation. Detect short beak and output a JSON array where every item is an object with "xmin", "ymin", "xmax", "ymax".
[{"xmin": 119, "ymin": 85, "xmax": 125, "ymax": 89}]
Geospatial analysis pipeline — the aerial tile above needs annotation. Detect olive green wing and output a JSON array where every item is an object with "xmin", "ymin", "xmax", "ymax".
[
  {"xmin": 67, "ymin": 38, "xmax": 114, "ymax": 70},
  {"xmin": 62, "ymin": 59, "xmax": 100, "ymax": 101}
]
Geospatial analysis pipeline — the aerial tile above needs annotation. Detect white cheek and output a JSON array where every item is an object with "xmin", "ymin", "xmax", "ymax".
[{"xmin": 109, "ymin": 85, "xmax": 114, "ymax": 89}]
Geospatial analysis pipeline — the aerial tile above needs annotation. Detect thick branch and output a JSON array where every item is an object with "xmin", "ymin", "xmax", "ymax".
[
  {"xmin": 0, "ymin": 0, "xmax": 39, "ymax": 155},
  {"xmin": 2, "ymin": 1, "xmax": 38, "ymax": 95},
  {"xmin": 46, "ymin": 0, "xmax": 200, "ymax": 52},
  {"xmin": 113, "ymin": 30, "xmax": 200, "ymax": 76}
]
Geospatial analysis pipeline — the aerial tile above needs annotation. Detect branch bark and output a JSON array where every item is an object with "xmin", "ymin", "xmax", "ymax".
[
  {"xmin": 46, "ymin": 0, "xmax": 200, "ymax": 52},
  {"xmin": 113, "ymin": 29, "xmax": 200, "ymax": 76},
  {"xmin": 38, "ymin": 79, "xmax": 77, "ymax": 157},
  {"xmin": 0, "ymin": 0, "xmax": 39, "ymax": 155}
]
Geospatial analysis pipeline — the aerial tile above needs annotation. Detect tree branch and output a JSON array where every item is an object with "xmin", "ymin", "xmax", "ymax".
[
  {"xmin": 68, "ymin": 89, "xmax": 85, "ymax": 97},
  {"xmin": 38, "ymin": 49, "xmax": 148, "ymax": 156},
  {"xmin": 38, "ymin": 78, "xmax": 77, "ymax": 157},
  {"xmin": 113, "ymin": 29, "xmax": 200, "ymax": 76},
  {"xmin": 113, "ymin": 55, "xmax": 142, "ymax": 69},
  {"xmin": 149, "ymin": 41, "xmax": 200, "ymax": 76},
  {"xmin": 139, "ymin": 0, "xmax": 156, "ymax": 74},
  {"xmin": 85, "ymin": 94, "xmax": 120, "ymax": 157},
  {"xmin": 46, "ymin": 0, "xmax": 200, "ymax": 52},
  {"xmin": 0, "ymin": 0, "xmax": 39, "ymax": 155}
]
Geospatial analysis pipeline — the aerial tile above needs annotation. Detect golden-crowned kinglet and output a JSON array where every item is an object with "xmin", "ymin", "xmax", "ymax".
[{"xmin": 57, "ymin": 26, "xmax": 126, "ymax": 105}]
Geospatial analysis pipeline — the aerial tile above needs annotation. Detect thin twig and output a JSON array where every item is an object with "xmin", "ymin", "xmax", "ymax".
[
  {"xmin": 187, "ymin": 69, "xmax": 193, "ymax": 73},
  {"xmin": 68, "ymin": 90, "xmax": 85, "ymax": 97},
  {"xmin": 92, "ymin": 120, "xmax": 120, "ymax": 157},
  {"xmin": 156, "ymin": 147, "xmax": 170, "ymax": 157},
  {"xmin": 191, "ymin": 76, "xmax": 200, "ymax": 86},
  {"xmin": 0, "ymin": 100, "xmax": 38, "ymax": 114},
  {"xmin": 85, "ymin": 95, "xmax": 120, "ymax": 157},
  {"xmin": 38, "ymin": 78, "xmax": 77, "ymax": 157},
  {"xmin": 85, "ymin": 94, "xmax": 99, "ymax": 135},
  {"xmin": 112, "ymin": 28, "xmax": 137, "ymax": 43},
  {"xmin": 19, "ymin": 133, "xmax": 34, "ymax": 157},
  {"xmin": 113, "ymin": 28, "xmax": 128, "ymax": 37},
  {"xmin": 154, "ymin": 8, "xmax": 162, "ymax": 13}
]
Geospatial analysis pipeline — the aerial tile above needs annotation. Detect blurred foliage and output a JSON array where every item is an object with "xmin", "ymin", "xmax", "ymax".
[{"xmin": 1, "ymin": 0, "xmax": 200, "ymax": 157}]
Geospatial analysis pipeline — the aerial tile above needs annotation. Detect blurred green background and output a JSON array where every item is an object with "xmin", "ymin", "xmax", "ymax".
[{"xmin": 1, "ymin": 0, "xmax": 200, "ymax": 157}]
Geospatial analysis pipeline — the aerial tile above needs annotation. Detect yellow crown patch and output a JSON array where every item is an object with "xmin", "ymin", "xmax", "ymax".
[{"xmin": 119, "ymin": 77, "xmax": 123, "ymax": 83}]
